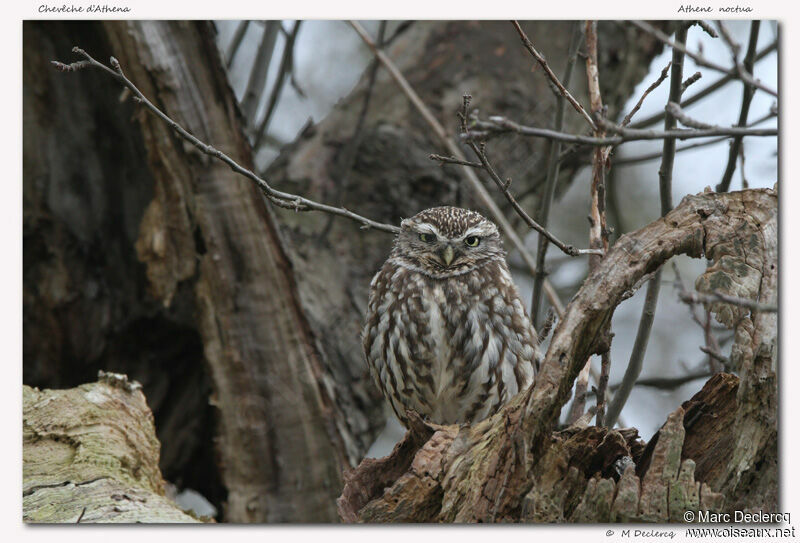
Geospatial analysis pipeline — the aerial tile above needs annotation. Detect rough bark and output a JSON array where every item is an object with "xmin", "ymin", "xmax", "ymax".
[
  {"xmin": 23, "ymin": 373, "xmax": 202, "ymax": 523},
  {"xmin": 338, "ymin": 187, "xmax": 777, "ymax": 522}
]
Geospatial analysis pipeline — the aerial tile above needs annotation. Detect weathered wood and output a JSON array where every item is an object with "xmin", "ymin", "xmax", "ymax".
[{"xmin": 23, "ymin": 374, "xmax": 202, "ymax": 523}]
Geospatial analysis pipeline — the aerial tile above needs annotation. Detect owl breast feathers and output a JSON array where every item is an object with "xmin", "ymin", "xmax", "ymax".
[{"xmin": 362, "ymin": 206, "xmax": 540, "ymax": 426}]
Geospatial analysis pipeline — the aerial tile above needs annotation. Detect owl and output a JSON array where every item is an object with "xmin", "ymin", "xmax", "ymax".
[{"xmin": 362, "ymin": 206, "xmax": 540, "ymax": 427}]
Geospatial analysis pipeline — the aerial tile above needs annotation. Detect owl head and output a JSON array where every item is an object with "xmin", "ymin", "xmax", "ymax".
[{"xmin": 393, "ymin": 206, "xmax": 504, "ymax": 278}]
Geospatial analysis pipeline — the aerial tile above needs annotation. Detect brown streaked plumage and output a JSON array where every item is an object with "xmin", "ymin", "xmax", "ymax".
[{"xmin": 362, "ymin": 206, "xmax": 540, "ymax": 426}]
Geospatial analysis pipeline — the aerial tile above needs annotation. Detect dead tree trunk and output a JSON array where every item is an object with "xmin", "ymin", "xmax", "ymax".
[
  {"xmin": 338, "ymin": 188, "xmax": 777, "ymax": 522},
  {"xmin": 25, "ymin": 20, "xmax": 349, "ymax": 522}
]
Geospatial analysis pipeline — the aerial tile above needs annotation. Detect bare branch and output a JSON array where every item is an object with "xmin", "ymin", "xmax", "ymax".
[
  {"xmin": 691, "ymin": 20, "xmax": 719, "ymax": 39},
  {"xmin": 240, "ymin": 21, "xmax": 280, "ymax": 120},
  {"xmin": 54, "ymin": 47, "xmax": 400, "ymax": 234},
  {"xmin": 510, "ymin": 20, "xmax": 596, "ymax": 131},
  {"xmin": 666, "ymin": 101, "xmax": 714, "ymax": 129},
  {"xmin": 609, "ymin": 370, "xmax": 712, "ymax": 391},
  {"xmin": 429, "ymin": 154, "xmax": 483, "ymax": 168},
  {"xmin": 629, "ymin": 39, "xmax": 776, "ymax": 129},
  {"xmin": 630, "ymin": 20, "xmax": 777, "ymax": 97},
  {"xmin": 584, "ymin": 21, "xmax": 611, "ymax": 267},
  {"xmin": 679, "ymin": 289, "xmax": 778, "ymax": 314},
  {"xmin": 680, "ymin": 71, "xmax": 702, "ymax": 94},
  {"xmin": 614, "ymin": 107, "xmax": 777, "ymax": 167},
  {"xmin": 254, "ymin": 21, "xmax": 303, "ymax": 149},
  {"xmin": 461, "ymin": 97, "xmax": 602, "ymax": 258},
  {"xmin": 717, "ymin": 21, "xmax": 761, "ymax": 193},
  {"xmin": 620, "ymin": 61, "xmax": 670, "ymax": 127},
  {"xmin": 595, "ymin": 350, "xmax": 611, "ymax": 427},
  {"xmin": 467, "ymin": 115, "xmax": 776, "ymax": 146},
  {"xmin": 225, "ymin": 20, "xmax": 251, "ymax": 69}
]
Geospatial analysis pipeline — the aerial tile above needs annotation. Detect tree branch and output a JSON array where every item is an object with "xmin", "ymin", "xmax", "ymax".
[
  {"xmin": 225, "ymin": 20, "xmax": 251, "ymax": 69},
  {"xmin": 240, "ymin": 21, "xmax": 280, "ymax": 121},
  {"xmin": 510, "ymin": 20, "xmax": 596, "ymax": 131},
  {"xmin": 717, "ymin": 21, "xmax": 761, "ymax": 192},
  {"xmin": 460, "ymin": 96, "xmax": 602, "ymax": 258},
  {"xmin": 466, "ymin": 115, "xmax": 776, "ymax": 146},
  {"xmin": 630, "ymin": 20, "xmax": 777, "ymax": 97},
  {"xmin": 253, "ymin": 20, "xmax": 303, "ymax": 149},
  {"xmin": 53, "ymin": 47, "xmax": 400, "ymax": 234},
  {"xmin": 628, "ymin": 39, "xmax": 777, "ymax": 129}
]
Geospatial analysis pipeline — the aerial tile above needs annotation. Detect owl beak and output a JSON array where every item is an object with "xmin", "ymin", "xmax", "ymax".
[{"xmin": 441, "ymin": 245, "xmax": 455, "ymax": 267}]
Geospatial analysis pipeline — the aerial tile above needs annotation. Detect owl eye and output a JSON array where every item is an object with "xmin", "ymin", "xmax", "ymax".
[
  {"xmin": 418, "ymin": 233, "xmax": 436, "ymax": 243},
  {"xmin": 465, "ymin": 236, "xmax": 481, "ymax": 247}
]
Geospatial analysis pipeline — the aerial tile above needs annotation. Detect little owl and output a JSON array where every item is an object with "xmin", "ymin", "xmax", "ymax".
[{"xmin": 363, "ymin": 206, "xmax": 540, "ymax": 427}]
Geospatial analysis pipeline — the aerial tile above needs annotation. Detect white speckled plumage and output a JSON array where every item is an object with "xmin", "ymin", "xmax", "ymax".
[{"xmin": 363, "ymin": 206, "xmax": 540, "ymax": 426}]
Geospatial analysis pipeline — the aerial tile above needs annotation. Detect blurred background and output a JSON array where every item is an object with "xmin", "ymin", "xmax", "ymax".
[{"xmin": 23, "ymin": 20, "xmax": 778, "ymax": 522}]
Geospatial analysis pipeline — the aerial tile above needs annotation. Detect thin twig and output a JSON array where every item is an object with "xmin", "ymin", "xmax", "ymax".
[
  {"xmin": 666, "ymin": 101, "xmax": 714, "ymax": 129},
  {"xmin": 53, "ymin": 47, "xmax": 400, "ymax": 234},
  {"xmin": 629, "ymin": 39, "xmax": 776, "ymax": 129},
  {"xmin": 717, "ymin": 21, "xmax": 761, "ymax": 192},
  {"xmin": 466, "ymin": 115, "xmax": 776, "ymax": 145},
  {"xmin": 699, "ymin": 346, "xmax": 730, "ymax": 366},
  {"xmin": 680, "ymin": 71, "xmax": 702, "ymax": 94},
  {"xmin": 606, "ymin": 24, "xmax": 689, "ymax": 429},
  {"xmin": 609, "ymin": 370, "xmax": 712, "ymax": 391},
  {"xmin": 240, "ymin": 21, "xmax": 280, "ymax": 120},
  {"xmin": 348, "ymin": 20, "xmax": 568, "ymax": 316},
  {"xmin": 679, "ymin": 289, "xmax": 778, "ymax": 314},
  {"xmin": 510, "ymin": 20, "xmax": 596, "ymax": 131},
  {"xmin": 630, "ymin": 20, "xmax": 777, "ymax": 97},
  {"xmin": 462, "ymin": 97, "xmax": 602, "ymax": 258},
  {"xmin": 614, "ymin": 107, "xmax": 777, "ymax": 166},
  {"xmin": 254, "ymin": 20, "xmax": 303, "ymax": 149},
  {"xmin": 429, "ymin": 154, "xmax": 483, "ymax": 168},
  {"xmin": 621, "ymin": 61, "xmax": 671, "ymax": 127},
  {"xmin": 531, "ymin": 22, "xmax": 583, "ymax": 327},
  {"xmin": 225, "ymin": 20, "xmax": 251, "ymax": 69}
]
